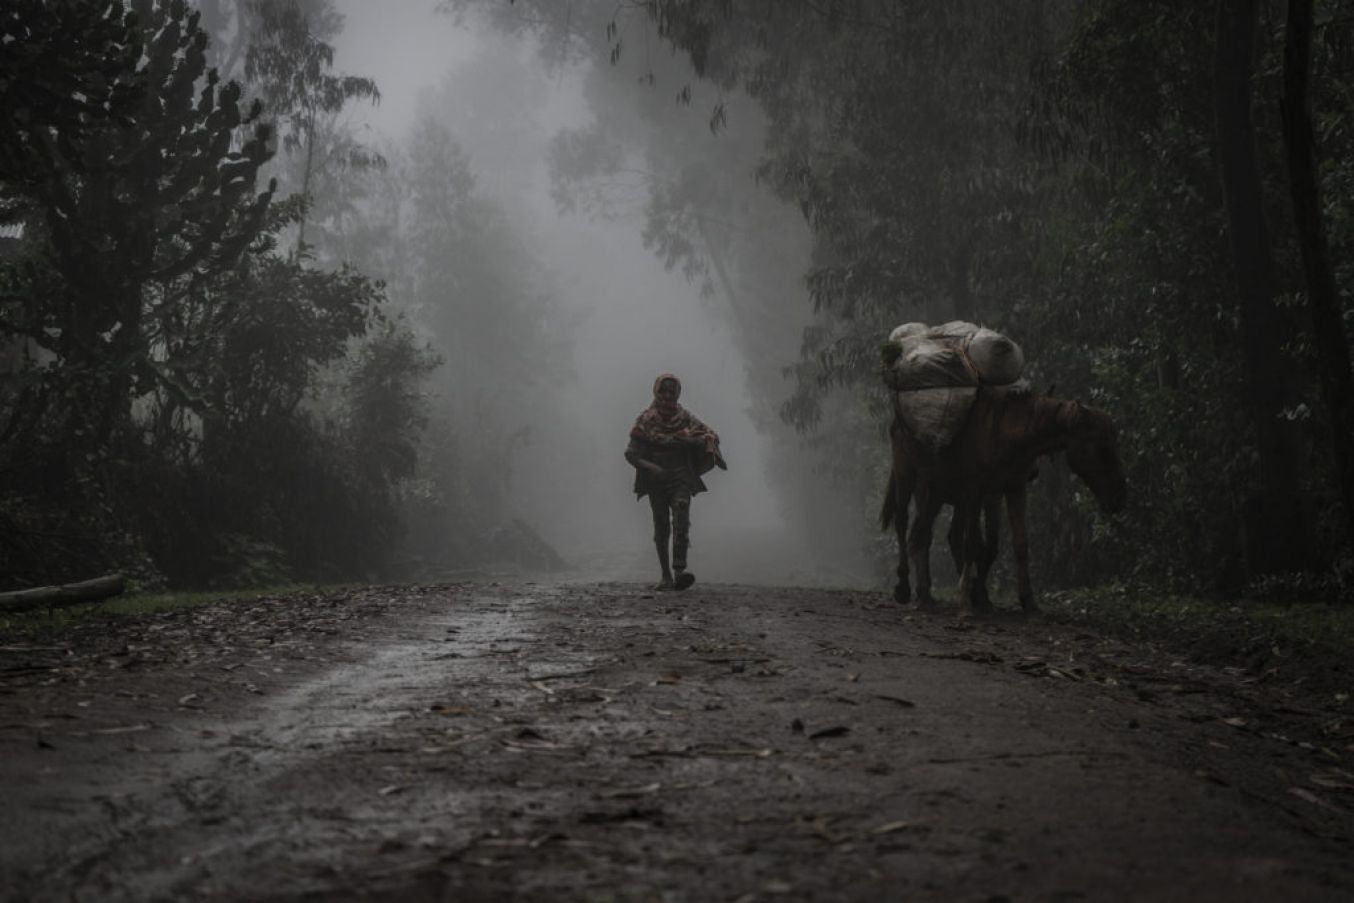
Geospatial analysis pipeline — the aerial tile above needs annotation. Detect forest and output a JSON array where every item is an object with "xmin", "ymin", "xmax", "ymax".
[{"xmin": 3, "ymin": 0, "xmax": 1353, "ymax": 604}]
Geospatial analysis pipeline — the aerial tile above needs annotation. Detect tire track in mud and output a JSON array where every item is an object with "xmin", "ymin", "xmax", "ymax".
[{"xmin": 3, "ymin": 582, "xmax": 1354, "ymax": 902}]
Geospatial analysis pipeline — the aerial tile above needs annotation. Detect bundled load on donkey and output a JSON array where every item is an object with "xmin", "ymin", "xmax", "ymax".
[{"xmin": 880, "ymin": 320, "xmax": 1025, "ymax": 453}]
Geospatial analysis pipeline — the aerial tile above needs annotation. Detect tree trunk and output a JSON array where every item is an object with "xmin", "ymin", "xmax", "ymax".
[
  {"xmin": 297, "ymin": 108, "xmax": 317, "ymax": 253},
  {"xmin": 949, "ymin": 239, "xmax": 974, "ymax": 322},
  {"xmin": 1213, "ymin": 0, "xmax": 1310, "ymax": 575},
  {"xmin": 1282, "ymin": 0, "xmax": 1354, "ymax": 554},
  {"xmin": 0, "ymin": 574, "xmax": 126, "ymax": 613}
]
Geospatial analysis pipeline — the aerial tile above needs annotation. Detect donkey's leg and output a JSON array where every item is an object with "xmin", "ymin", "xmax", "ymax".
[
  {"xmin": 945, "ymin": 515, "xmax": 965, "ymax": 578},
  {"xmin": 909, "ymin": 487, "xmax": 944, "ymax": 610},
  {"xmin": 1006, "ymin": 485, "xmax": 1036, "ymax": 612},
  {"xmin": 954, "ymin": 495, "xmax": 989, "ymax": 614},
  {"xmin": 892, "ymin": 472, "xmax": 914, "ymax": 606},
  {"xmin": 970, "ymin": 494, "xmax": 1002, "ymax": 612}
]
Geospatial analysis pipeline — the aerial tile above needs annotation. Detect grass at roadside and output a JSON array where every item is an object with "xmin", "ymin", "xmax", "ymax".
[
  {"xmin": 1040, "ymin": 584, "xmax": 1354, "ymax": 698},
  {"xmin": 0, "ymin": 584, "xmax": 337, "ymax": 637}
]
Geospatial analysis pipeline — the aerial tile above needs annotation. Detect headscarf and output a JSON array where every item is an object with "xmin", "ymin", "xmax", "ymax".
[{"xmin": 630, "ymin": 373, "xmax": 720, "ymax": 450}]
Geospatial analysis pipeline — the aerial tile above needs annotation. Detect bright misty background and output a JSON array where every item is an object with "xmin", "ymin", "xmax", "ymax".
[{"xmin": 326, "ymin": 1, "xmax": 870, "ymax": 586}]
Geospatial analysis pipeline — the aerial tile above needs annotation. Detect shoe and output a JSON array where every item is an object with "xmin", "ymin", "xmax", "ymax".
[
  {"xmin": 654, "ymin": 575, "xmax": 675, "ymax": 591},
  {"xmin": 674, "ymin": 571, "xmax": 695, "ymax": 591}
]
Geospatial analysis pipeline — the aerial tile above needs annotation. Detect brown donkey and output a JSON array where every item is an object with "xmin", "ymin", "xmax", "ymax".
[{"xmin": 881, "ymin": 385, "xmax": 1127, "ymax": 613}]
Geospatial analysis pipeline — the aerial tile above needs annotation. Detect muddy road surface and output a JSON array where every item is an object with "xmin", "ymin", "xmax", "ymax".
[{"xmin": 3, "ymin": 581, "xmax": 1353, "ymax": 902}]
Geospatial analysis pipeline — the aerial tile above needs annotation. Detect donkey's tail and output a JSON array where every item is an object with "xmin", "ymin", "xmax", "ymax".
[{"xmin": 880, "ymin": 469, "xmax": 897, "ymax": 531}]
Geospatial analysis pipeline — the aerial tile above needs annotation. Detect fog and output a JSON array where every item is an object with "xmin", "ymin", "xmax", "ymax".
[{"xmin": 328, "ymin": 2, "xmax": 872, "ymax": 586}]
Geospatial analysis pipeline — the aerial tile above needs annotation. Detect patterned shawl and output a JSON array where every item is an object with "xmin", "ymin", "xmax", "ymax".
[{"xmin": 630, "ymin": 373, "xmax": 720, "ymax": 450}]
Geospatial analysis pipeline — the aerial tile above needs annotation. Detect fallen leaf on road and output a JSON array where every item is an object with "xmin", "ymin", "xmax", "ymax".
[
  {"xmin": 809, "ymin": 726, "xmax": 850, "ymax": 740},
  {"xmin": 579, "ymin": 807, "xmax": 663, "ymax": 824},
  {"xmin": 502, "ymin": 739, "xmax": 574, "ymax": 752},
  {"xmin": 1221, "ymin": 717, "xmax": 1248, "ymax": 729},
  {"xmin": 871, "ymin": 820, "xmax": 910, "ymax": 835},
  {"xmin": 90, "ymin": 723, "xmax": 152, "ymax": 735},
  {"xmin": 875, "ymin": 695, "xmax": 916, "ymax": 708},
  {"xmin": 535, "ymin": 667, "xmax": 601, "ymax": 682},
  {"xmin": 1288, "ymin": 786, "xmax": 1345, "ymax": 813},
  {"xmin": 378, "ymin": 785, "xmax": 404, "ymax": 796},
  {"xmin": 925, "ymin": 650, "xmax": 1002, "ymax": 664},
  {"xmin": 1310, "ymin": 771, "xmax": 1354, "ymax": 791},
  {"xmin": 696, "ymin": 746, "xmax": 773, "ymax": 758},
  {"xmin": 599, "ymin": 783, "xmax": 661, "ymax": 799}
]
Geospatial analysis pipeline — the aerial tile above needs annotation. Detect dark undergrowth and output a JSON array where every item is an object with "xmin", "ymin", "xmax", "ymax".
[
  {"xmin": 1041, "ymin": 584, "xmax": 1354, "ymax": 700},
  {"xmin": 0, "ymin": 584, "xmax": 333, "ymax": 639}
]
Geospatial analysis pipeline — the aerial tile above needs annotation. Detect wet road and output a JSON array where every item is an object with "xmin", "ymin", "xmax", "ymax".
[{"xmin": 2, "ymin": 581, "xmax": 1352, "ymax": 901}]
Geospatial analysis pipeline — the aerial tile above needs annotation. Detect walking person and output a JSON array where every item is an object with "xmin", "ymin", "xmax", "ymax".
[{"xmin": 625, "ymin": 373, "xmax": 726, "ymax": 590}]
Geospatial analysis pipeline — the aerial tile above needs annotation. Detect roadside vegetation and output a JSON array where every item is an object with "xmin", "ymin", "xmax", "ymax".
[
  {"xmin": 0, "ymin": 584, "xmax": 332, "ymax": 637},
  {"xmin": 1042, "ymin": 584, "xmax": 1354, "ymax": 698}
]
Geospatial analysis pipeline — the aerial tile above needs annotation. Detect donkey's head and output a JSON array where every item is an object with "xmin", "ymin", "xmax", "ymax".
[{"xmin": 1061, "ymin": 403, "xmax": 1127, "ymax": 514}]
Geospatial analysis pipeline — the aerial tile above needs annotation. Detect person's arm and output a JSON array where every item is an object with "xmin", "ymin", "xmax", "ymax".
[{"xmin": 625, "ymin": 438, "xmax": 665, "ymax": 476}]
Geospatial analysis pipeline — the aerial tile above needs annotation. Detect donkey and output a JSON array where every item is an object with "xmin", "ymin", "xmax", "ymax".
[{"xmin": 880, "ymin": 385, "xmax": 1127, "ymax": 613}]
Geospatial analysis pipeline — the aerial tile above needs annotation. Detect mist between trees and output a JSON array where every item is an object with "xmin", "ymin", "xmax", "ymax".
[{"xmin": 2, "ymin": 0, "xmax": 1352, "ymax": 600}]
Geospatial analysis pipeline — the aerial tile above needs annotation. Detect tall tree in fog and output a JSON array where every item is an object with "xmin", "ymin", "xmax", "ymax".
[
  {"xmin": 314, "ymin": 106, "xmax": 571, "ymax": 571},
  {"xmin": 244, "ymin": 0, "xmax": 380, "ymax": 251},
  {"xmin": 404, "ymin": 117, "xmax": 567, "ymax": 529}
]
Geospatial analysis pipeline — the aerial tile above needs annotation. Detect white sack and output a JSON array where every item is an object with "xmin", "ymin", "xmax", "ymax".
[
  {"xmin": 926, "ymin": 320, "xmax": 981, "ymax": 344},
  {"xmin": 888, "ymin": 322, "xmax": 928, "ymax": 343},
  {"xmin": 965, "ymin": 327, "xmax": 1024, "ymax": 386},
  {"xmin": 895, "ymin": 387, "xmax": 979, "ymax": 454},
  {"xmin": 886, "ymin": 336, "xmax": 978, "ymax": 390}
]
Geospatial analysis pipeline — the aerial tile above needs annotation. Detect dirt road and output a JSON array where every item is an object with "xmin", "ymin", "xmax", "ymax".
[{"xmin": 2, "ymin": 581, "xmax": 1352, "ymax": 901}]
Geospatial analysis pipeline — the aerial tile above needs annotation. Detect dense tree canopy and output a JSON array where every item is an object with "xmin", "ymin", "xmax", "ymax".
[
  {"xmin": 6, "ymin": 0, "xmax": 1353, "ymax": 599},
  {"xmin": 0, "ymin": 0, "xmax": 428, "ymax": 588},
  {"xmin": 452, "ymin": 0, "xmax": 1354, "ymax": 597}
]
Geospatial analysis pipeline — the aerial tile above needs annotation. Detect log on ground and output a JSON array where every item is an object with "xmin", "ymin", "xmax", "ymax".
[{"xmin": 0, "ymin": 574, "xmax": 126, "ymax": 613}]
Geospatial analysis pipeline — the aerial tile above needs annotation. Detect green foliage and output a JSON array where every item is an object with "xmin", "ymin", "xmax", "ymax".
[
  {"xmin": 244, "ymin": 0, "xmax": 382, "ymax": 251},
  {"xmin": 0, "ymin": 0, "xmax": 144, "ymax": 193},
  {"xmin": 1042, "ymin": 583, "xmax": 1354, "ymax": 694},
  {"xmin": 0, "ymin": 582, "xmax": 332, "ymax": 636},
  {"xmin": 0, "ymin": 0, "xmax": 436, "ymax": 590},
  {"xmin": 480, "ymin": 0, "xmax": 1354, "ymax": 594}
]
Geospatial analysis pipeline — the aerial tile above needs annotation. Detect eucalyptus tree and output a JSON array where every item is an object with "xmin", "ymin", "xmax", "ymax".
[{"xmin": 243, "ymin": 0, "xmax": 380, "ymax": 252}]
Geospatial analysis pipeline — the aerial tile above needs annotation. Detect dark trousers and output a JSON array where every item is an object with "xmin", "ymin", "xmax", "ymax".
[{"xmin": 649, "ymin": 484, "xmax": 692, "ymax": 572}]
